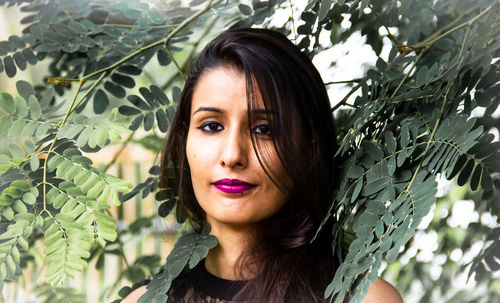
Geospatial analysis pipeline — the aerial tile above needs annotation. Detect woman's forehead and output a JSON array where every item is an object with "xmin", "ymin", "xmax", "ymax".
[{"xmin": 191, "ymin": 66, "xmax": 268, "ymax": 114}]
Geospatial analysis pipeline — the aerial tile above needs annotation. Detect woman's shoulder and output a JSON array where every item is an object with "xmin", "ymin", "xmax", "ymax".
[
  {"xmin": 121, "ymin": 285, "xmax": 147, "ymax": 303},
  {"xmin": 362, "ymin": 278, "xmax": 404, "ymax": 303}
]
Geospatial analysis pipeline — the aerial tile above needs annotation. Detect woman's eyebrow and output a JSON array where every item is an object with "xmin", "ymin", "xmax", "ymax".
[
  {"xmin": 192, "ymin": 106, "xmax": 224, "ymax": 116},
  {"xmin": 192, "ymin": 107, "xmax": 273, "ymax": 116}
]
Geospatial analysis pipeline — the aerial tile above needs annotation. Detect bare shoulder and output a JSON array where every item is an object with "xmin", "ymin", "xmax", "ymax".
[
  {"xmin": 121, "ymin": 285, "xmax": 147, "ymax": 303},
  {"xmin": 362, "ymin": 277, "xmax": 404, "ymax": 303}
]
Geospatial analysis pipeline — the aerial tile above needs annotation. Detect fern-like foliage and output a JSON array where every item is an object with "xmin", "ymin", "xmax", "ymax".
[
  {"xmin": 138, "ymin": 223, "xmax": 217, "ymax": 303},
  {"xmin": 0, "ymin": 80, "xmax": 133, "ymax": 286}
]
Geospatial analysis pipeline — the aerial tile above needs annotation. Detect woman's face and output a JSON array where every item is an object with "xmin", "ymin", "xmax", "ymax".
[{"xmin": 186, "ymin": 66, "xmax": 289, "ymax": 230}]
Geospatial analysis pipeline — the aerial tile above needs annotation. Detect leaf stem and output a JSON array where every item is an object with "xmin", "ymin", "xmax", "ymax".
[
  {"xmin": 70, "ymin": 72, "xmax": 108, "ymax": 113},
  {"xmin": 165, "ymin": 47, "xmax": 187, "ymax": 81},
  {"xmin": 81, "ymin": 0, "xmax": 221, "ymax": 83},
  {"xmin": 325, "ymin": 78, "xmax": 364, "ymax": 85},
  {"xmin": 102, "ymin": 131, "xmax": 135, "ymax": 173},
  {"xmin": 411, "ymin": 4, "xmax": 494, "ymax": 49},
  {"xmin": 331, "ymin": 79, "xmax": 366, "ymax": 112},
  {"xmin": 161, "ymin": 15, "xmax": 220, "ymax": 90},
  {"xmin": 104, "ymin": 23, "xmax": 179, "ymax": 29}
]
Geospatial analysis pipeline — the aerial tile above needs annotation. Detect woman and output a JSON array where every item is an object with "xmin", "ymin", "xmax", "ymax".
[{"xmin": 124, "ymin": 28, "xmax": 403, "ymax": 303}]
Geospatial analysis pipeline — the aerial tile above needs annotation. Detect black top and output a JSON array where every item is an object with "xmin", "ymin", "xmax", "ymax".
[{"xmin": 166, "ymin": 260, "xmax": 248, "ymax": 303}]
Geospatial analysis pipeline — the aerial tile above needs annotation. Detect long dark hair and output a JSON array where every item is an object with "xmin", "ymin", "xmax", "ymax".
[{"xmin": 161, "ymin": 28, "xmax": 340, "ymax": 302}]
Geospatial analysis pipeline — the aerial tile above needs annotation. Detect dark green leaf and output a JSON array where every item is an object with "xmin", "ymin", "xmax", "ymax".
[
  {"xmin": 475, "ymin": 92, "xmax": 491, "ymax": 107},
  {"xmin": 470, "ymin": 164, "xmax": 482, "ymax": 191},
  {"xmin": 457, "ymin": 158, "xmax": 475, "ymax": 186},
  {"xmin": 139, "ymin": 87, "xmax": 158, "ymax": 107},
  {"xmin": 4, "ymin": 56, "xmax": 17, "ymax": 77},
  {"xmin": 68, "ymin": 21, "xmax": 87, "ymax": 34},
  {"xmin": 150, "ymin": 85, "xmax": 170, "ymax": 106},
  {"xmin": 143, "ymin": 112, "xmax": 154, "ymax": 131},
  {"xmin": 416, "ymin": 65, "xmax": 428, "ymax": 87},
  {"xmin": 118, "ymin": 65, "xmax": 142, "ymax": 75},
  {"xmin": 351, "ymin": 178, "xmax": 363, "ymax": 203},
  {"xmin": 157, "ymin": 49, "xmax": 171, "ymax": 66},
  {"xmin": 481, "ymin": 166, "xmax": 493, "ymax": 190},
  {"xmin": 318, "ymin": 0, "xmax": 332, "ymax": 21},
  {"xmin": 238, "ymin": 4, "xmax": 253, "ymax": 15},
  {"xmin": 13, "ymin": 52, "xmax": 26, "ymax": 71},
  {"xmin": 127, "ymin": 95, "xmax": 151, "ymax": 111},
  {"xmin": 172, "ymin": 87, "xmax": 181, "ymax": 103},
  {"xmin": 129, "ymin": 115, "xmax": 144, "ymax": 131},
  {"xmin": 384, "ymin": 131, "xmax": 396, "ymax": 154},
  {"xmin": 156, "ymin": 109, "xmax": 168, "ymax": 133},
  {"xmin": 362, "ymin": 177, "xmax": 390, "ymax": 196},
  {"xmin": 158, "ymin": 200, "xmax": 176, "ymax": 217},
  {"xmin": 119, "ymin": 105, "xmax": 142, "ymax": 116},
  {"xmin": 104, "ymin": 81, "xmax": 126, "ymax": 99},
  {"xmin": 93, "ymin": 89, "xmax": 109, "ymax": 114},
  {"xmin": 112, "ymin": 73, "xmax": 135, "ymax": 89}
]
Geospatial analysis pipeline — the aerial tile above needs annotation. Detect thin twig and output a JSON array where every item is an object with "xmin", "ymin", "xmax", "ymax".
[
  {"xmin": 161, "ymin": 15, "xmax": 220, "ymax": 90},
  {"xmin": 165, "ymin": 47, "xmax": 187, "ymax": 80},
  {"xmin": 370, "ymin": 4, "xmax": 397, "ymax": 47},
  {"xmin": 325, "ymin": 78, "xmax": 364, "ymax": 85},
  {"xmin": 331, "ymin": 79, "xmax": 366, "ymax": 112},
  {"xmin": 102, "ymin": 132, "xmax": 135, "ymax": 173},
  {"xmin": 411, "ymin": 4, "xmax": 494, "ymax": 49},
  {"xmin": 104, "ymin": 23, "xmax": 179, "ymax": 29}
]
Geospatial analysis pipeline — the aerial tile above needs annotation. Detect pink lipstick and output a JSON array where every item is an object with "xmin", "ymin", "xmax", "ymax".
[{"xmin": 214, "ymin": 178, "xmax": 257, "ymax": 194}]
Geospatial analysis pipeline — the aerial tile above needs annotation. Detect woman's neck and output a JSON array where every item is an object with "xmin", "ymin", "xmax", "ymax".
[{"xmin": 204, "ymin": 220, "xmax": 257, "ymax": 281}]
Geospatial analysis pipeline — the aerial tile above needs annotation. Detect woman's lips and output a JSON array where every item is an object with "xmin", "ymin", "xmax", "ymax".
[
  {"xmin": 214, "ymin": 184, "xmax": 256, "ymax": 194},
  {"xmin": 213, "ymin": 179, "xmax": 257, "ymax": 194}
]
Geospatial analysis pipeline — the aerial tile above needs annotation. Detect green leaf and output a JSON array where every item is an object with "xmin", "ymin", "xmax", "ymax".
[
  {"xmin": 351, "ymin": 178, "xmax": 363, "ymax": 203},
  {"xmin": 21, "ymin": 49, "xmax": 38, "ymax": 65},
  {"xmin": 16, "ymin": 81, "xmax": 34, "ymax": 102},
  {"xmin": 28, "ymin": 95, "xmax": 41, "ymax": 120},
  {"xmin": 384, "ymin": 131, "xmax": 396, "ymax": 154},
  {"xmin": 318, "ymin": 0, "xmax": 332, "ymax": 21},
  {"xmin": 8, "ymin": 143, "xmax": 25, "ymax": 158},
  {"xmin": 47, "ymin": 154, "xmax": 64, "ymax": 172},
  {"xmin": 362, "ymin": 177, "xmax": 390, "ymax": 196},
  {"xmin": 8, "ymin": 119, "xmax": 25, "ymax": 137},
  {"xmin": 475, "ymin": 91, "xmax": 491, "ymax": 107},
  {"xmin": 68, "ymin": 21, "xmax": 87, "ymax": 34},
  {"xmin": 238, "ymin": 4, "xmax": 253, "ymax": 15},
  {"xmin": 0, "ymin": 92, "xmax": 15, "ymax": 114},
  {"xmin": 14, "ymin": 96, "xmax": 28, "ymax": 118},
  {"xmin": 416, "ymin": 65, "xmax": 428, "ymax": 87}
]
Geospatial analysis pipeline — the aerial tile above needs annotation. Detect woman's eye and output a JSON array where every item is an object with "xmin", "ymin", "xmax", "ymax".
[
  {"xmin": 198, "ymin": 121, "xmax": 223, "ymax": 133},
  {"xmin": 253, "ymin": 124, "xmax": 271, "ymax": 136}
]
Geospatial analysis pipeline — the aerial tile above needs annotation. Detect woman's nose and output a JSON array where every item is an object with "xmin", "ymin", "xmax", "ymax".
[{"xmin": 220, "ymin": 128, "xmax": 248, "ymax": 169}]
